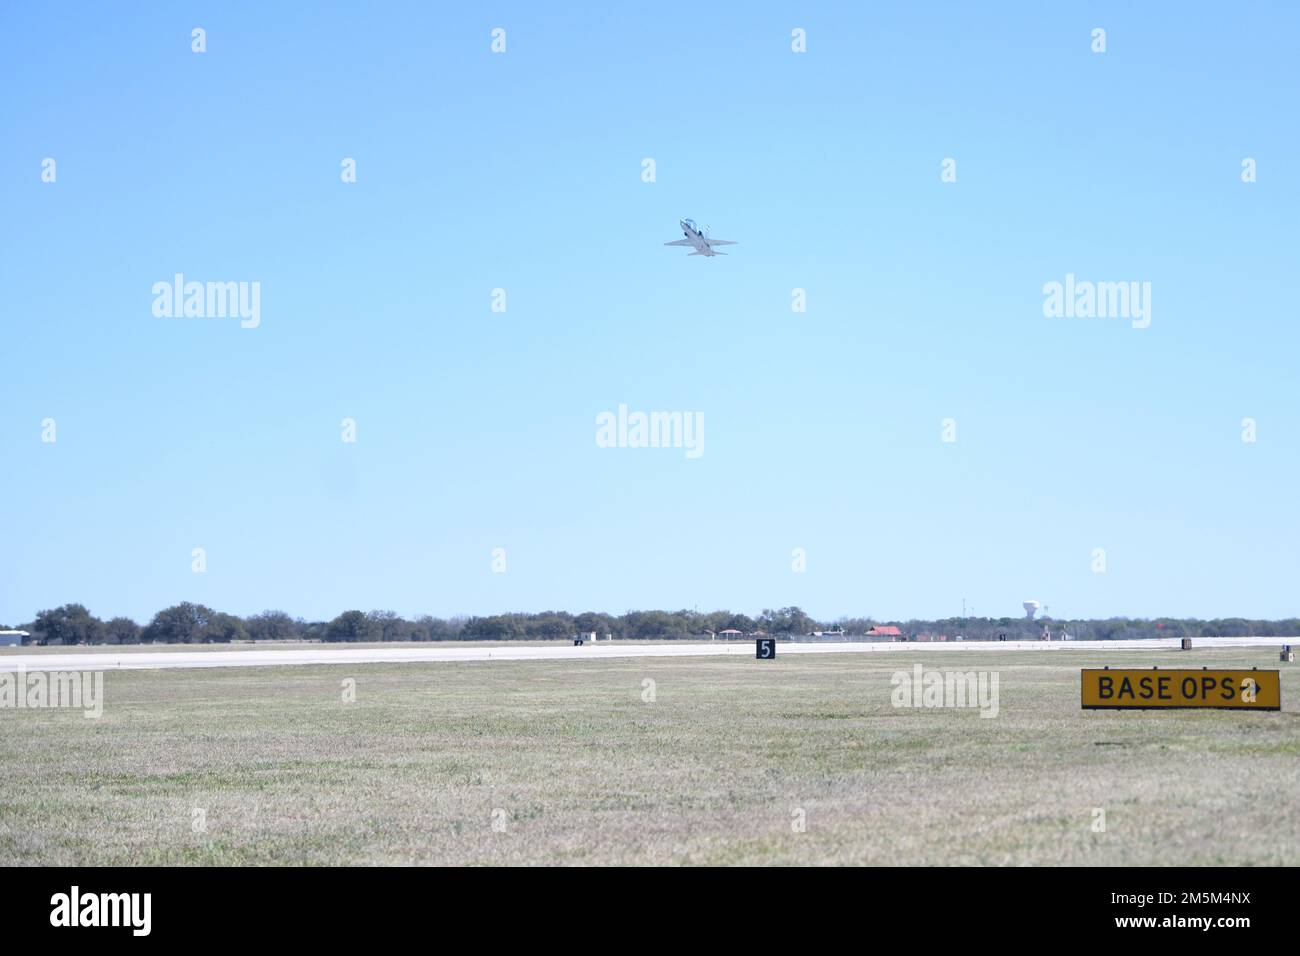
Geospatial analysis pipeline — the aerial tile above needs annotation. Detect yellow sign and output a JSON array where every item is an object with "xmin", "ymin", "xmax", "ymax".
[{"xmin": 1081, "ymin": 669, "xmax": 1281, "ymax": 710}]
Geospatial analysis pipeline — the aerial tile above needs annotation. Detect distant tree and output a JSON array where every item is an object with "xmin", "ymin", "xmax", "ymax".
[
  {"xmin": 299, "ymin": 620, "xmax": 329, "ymax": 642},
  {"xmin": 326, "ymin": 610, "xmax": 373, "ymax": 642},
  {"xmin": 33, "ymin": 604, "xmax": 102, "ymax": 645},
  {"xmin": 528, "ymin": 612, "xmax": 574, "ymax": 640},
  {"xmin": 463, "ymin": 615, "xmax": 532, "ymax": 640},
  {"xmin": 29, "ymin": 609, "xmax": 58, "ymax": 645},
  {"xmin": 378, "ymin": 615, "xmax": 425, "ymax": 642},
  {"xmin": 398, "ymin": 617, "xmax": 430, "ymax": 641},
  {"xmin": 15, "ymin": 605, "xmax": 1299, "ymax": 646},
  {"xmin": 759, "ymin": 606, "xmax": 815, "ymax": 635},
  {"xmin": 102, "ymin": 617, "xmax": 141, "ymax": 644},
  {"xmin": 205, "ymin": 612, "xmax": 249, "ymax": 643},
  {"xmin": 623, "ymin": 610, "xmax": 685, "ymax": 639},
  {"xmin": 725, "ymin": 613, "xmax": 757, "ymax": 634},
  {"xmin": 141, "ymin": 602, "xmax": 216, "ymax": 643},
  {"xmin": 585, "ymin": 612, "xmax": 622, "ymax": 638},
  {"xmin": 366, "ymin": 610, "xmax": 406, "ymax": 642},
  {"xmin": 246, "ymin": 610, "xmax": 298, "ymax": 642},
  {"xmin": 421, "ymin": 616, "xmax": 463, "ymax": 641}
]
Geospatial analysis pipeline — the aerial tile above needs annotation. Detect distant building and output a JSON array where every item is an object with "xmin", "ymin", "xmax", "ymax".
[
  {"xmin": 866, "ymin": 625, "xmax": 903, "ymax": 640},
  {"xmin": 718, "ymin": 629, "xmax": 744, "ymax": 640},
  {"xmin": 0, "ymin": 630, "xmax": 29, "ymax": 647}
]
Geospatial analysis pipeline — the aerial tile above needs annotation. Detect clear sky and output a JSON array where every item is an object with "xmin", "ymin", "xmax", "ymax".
[{"xmin": 2, "ymin": 1, "xmax": 1297, "ymax": 625}]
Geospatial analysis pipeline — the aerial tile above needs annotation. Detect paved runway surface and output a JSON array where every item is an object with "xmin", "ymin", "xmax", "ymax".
[{"xmin": 3, "ymin": 637, "xmax": 1294, "ymax": 672}]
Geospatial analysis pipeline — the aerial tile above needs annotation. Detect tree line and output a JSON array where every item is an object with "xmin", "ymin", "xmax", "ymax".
[{"xmin": 4, "ymin": 603, "xmax": 1298, "ymax": 646}]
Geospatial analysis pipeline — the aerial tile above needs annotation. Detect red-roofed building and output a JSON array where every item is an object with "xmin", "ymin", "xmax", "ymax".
[{"xmin": 866, "ymin": 625, "xmax": 903, "ymax": 640}]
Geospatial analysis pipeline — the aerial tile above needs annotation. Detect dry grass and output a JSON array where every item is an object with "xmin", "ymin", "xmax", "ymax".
[{"xmin": 1, "ymin": 647, "xmax": 1296, "ymax": 865}]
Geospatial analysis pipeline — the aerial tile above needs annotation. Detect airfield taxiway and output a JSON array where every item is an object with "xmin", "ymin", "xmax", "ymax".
[{"xmin": 3, "ymin": 637, "xmax": 1294, "ymax": 673}]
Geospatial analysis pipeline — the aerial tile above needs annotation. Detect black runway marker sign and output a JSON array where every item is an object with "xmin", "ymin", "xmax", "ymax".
[
  {"xmin": 1081, "ymin": 668, "xmax": 1280, "ymax": 710},
  {"xmin": 756, "ymin": 639, "xmax": 776, "ymax": 660}
]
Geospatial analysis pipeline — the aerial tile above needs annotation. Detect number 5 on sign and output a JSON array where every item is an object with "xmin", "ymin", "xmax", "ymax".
[{"xmin": 756, "ymin": 638, "xmax": 776, "ymax": 659}]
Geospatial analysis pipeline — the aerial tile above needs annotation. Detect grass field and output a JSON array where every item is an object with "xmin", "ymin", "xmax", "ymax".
[{"xmin": 2, "ymin": 647, "xmax": 1297, "ymax": 865}]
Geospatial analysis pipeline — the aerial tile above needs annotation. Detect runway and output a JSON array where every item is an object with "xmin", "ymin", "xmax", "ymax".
[{"xmin": 2, "ymin": 637, "xmax": 1293, "ymax": 673}]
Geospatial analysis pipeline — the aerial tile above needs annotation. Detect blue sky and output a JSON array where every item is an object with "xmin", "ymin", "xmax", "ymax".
[{"xmin": 2, "ymin": 1, "xmax": 1297, "ymax": 625}]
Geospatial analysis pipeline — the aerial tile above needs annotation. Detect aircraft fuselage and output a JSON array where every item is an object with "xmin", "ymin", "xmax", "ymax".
[{"xmin": 680, "ymin": 220, "xmax": 717, "ymax": 256}]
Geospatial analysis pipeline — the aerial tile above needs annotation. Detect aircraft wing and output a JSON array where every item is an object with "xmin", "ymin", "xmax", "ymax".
[
  {"xmin": 706, "ymin": 239, "xmax": 737, "ymax": 246},
  {"xmin": 664, "ymin": 239, "xmax": 694, "ymax": 246}
]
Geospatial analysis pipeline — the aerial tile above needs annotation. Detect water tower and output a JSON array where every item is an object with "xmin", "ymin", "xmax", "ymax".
[{"xmin": 1022, "ymin": 600, "xmax": 1041, "ymax": 620}]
